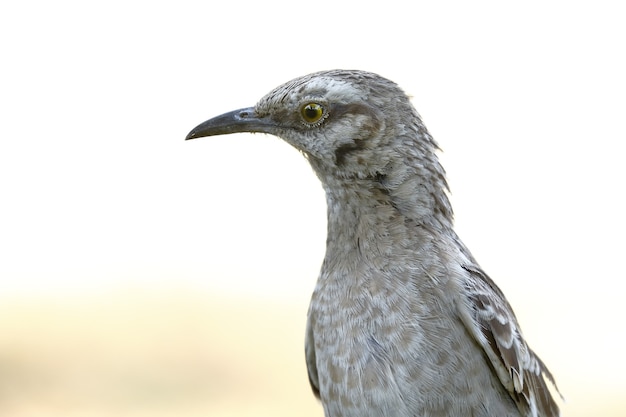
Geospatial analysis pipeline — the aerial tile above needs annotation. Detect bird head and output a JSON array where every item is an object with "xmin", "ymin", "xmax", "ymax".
[
  {"xmin": 188, "ymin": 70, "xmax": 430, "ymax": 175},
  {"xmin": 187, "ymin": 70, "xmax": 452, "ymax": 226}
]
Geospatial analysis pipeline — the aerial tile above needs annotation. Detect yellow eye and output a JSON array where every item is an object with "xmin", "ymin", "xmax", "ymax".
[{"xmin": 301, "ymin": 102, "xmax": 325, "ymax": 124}]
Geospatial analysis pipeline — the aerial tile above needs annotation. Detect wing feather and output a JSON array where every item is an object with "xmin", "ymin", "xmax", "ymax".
[
  {"xmin": 460, "ymin": 264, "xmax": 561, "ymax": 417},
  {"xmin": 305, "ymin": 314, "xmax": 321, "ymax": 399}
]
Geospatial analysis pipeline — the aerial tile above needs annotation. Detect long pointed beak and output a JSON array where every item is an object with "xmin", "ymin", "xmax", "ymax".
[{"xmin": 185, "ymin": 107, "xmax": 277, "ymax": 140}]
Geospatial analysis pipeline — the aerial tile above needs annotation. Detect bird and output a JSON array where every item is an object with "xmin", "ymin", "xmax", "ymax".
[{"xmin": 186, "ymin": 70, "xmax": 561, "ymax": 417}]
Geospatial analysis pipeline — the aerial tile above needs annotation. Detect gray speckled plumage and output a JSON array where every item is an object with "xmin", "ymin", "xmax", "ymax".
[{"xmin": 186, "ymin": 70, "xmax": 561, "ymax": 417}]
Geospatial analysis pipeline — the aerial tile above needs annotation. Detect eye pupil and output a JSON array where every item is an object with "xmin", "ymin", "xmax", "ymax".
[
  {"xmin": 304, "ymin": 105, "xmax": 319, "ymax": 119},
  {"xmin": 301, "ymin": 103, "xmax": 324, "ymax": 123}
]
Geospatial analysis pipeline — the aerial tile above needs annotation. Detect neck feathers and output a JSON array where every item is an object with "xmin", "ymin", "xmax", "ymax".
[{"xmin": 309, "ymin": 123, "xmax": 454, "ymax": 233}]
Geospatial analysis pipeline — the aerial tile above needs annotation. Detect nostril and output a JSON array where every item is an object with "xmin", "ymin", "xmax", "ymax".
[{"xmin": 239, "ymin": 111, "xmax": 249, "ymax": 118}]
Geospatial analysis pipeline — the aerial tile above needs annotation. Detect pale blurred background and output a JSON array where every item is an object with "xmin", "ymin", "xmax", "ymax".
[{"xmin": 1, "ymin": 1, "xmax": 625, "ymax": 416}]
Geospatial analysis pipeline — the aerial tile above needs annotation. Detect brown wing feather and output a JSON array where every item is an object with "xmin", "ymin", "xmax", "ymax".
[
  {"xmin": 460, "ymin": 264, "xmax": 561, "ymax": 417},
  {"xmin": 305, "ymin": 315, "xmax": 321, "ymax": 399}
]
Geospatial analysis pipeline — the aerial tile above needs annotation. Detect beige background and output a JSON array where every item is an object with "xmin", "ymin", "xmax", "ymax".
[{"xmin": 1, "ymin": 1, "xmax": 625, "ymax": 416}]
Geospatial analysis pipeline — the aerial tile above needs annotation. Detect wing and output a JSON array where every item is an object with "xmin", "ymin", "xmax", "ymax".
[
  {"xmin": 459, "ymin": 264, "xmax": 561, "ymax": 417},
  {"xmin": 305, "ymin": 314, "xmax": 321, "ymax": 399}
]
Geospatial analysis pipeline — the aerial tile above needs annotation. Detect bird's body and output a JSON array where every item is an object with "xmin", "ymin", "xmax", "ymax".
[
  {"xmin": 307, "ymin": 206, "xmax": 520, "ymax": 417},
  {"xmin": 187, "ymin": 70, "xmax": 560, "ymax": 417}
]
